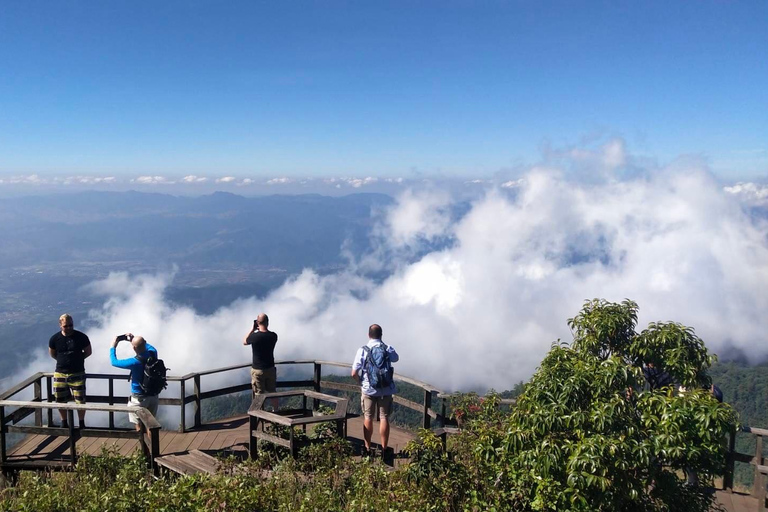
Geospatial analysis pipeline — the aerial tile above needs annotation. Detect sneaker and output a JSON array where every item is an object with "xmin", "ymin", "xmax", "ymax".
[
  {"xmin": 381, "ymin": 447, "xmax": 394, "ymax": 466},
  {"xmin": 361, "ymin": 447, "xmax": 372, "ymax": 458}
]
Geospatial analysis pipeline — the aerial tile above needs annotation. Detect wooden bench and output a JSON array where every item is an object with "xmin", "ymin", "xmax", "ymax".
[{"xmin": 248, "ymin": 390, "xmax": 348, "ymax": 458}]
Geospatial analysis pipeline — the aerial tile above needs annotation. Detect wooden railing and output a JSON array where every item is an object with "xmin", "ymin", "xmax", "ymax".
[
  {"xmin": 724, "ymin": 425, "xmax": 768, "ymax": 498},
  {"xmin": 0, "ymin": 360, "xmax": 446, "ymax": 437},
  {"xmin": 0, "ymin": 400, "xmax": 161, "ymax": 472}
]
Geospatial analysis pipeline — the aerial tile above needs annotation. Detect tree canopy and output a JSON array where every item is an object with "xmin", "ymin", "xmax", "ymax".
[{"xmin": 442, "ymin": 298, "xmax": 738, "ymax": 511}]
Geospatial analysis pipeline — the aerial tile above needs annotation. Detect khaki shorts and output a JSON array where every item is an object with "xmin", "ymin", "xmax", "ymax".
[
  {"xmin": 127, "ymin": 394, "xmax": 159, "ymax": 425},
  {"xmin": 361, "ymin": 394, "xmax": 393, "ymax": 420},
  {"xmin": 251, "ymin": 366, "xmax": 277, "ymax": 394},
  {"xmin": 53, "ymin": 372, "xmax": 86, "ymax": 404}
]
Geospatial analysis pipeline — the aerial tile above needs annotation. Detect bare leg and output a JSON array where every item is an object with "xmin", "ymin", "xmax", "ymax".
[
  {"xmin": 363, "ymin": 417, "xmax": 373, "ymax": 450},
  {"xmin": 380, "ymin": 417, "xmax": 390, "ymax": 450},
  {"xmin": 58, "ymin": 409, "xmax": 67, "ymax": 425},
  {"xmin": 77, "ymin": 410, "xmax": 86, "ymax": 427}
]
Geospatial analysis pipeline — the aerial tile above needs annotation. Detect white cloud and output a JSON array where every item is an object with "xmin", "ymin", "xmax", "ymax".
[
  {"xmin": 378, "ymin": 189, "xmax": 453, "ymax": 249},
  {"xmin": 5, "ymin": 174, "xmax": 47, "ymax": 184},
  {"xmin": 266, "ymin": 177, "xmax": 295, "ymax": 185},
  {"xmin": 9, "ymin": 145, "xmax": 768, "ymax": 397},
  {"xmin": 724, "ymin": 182, "xmax": 768, "ymax": 206},
  {"xmin": 348, "ymin": 177, "xmax": 378, "ymax": 188},
  {"xmin": 216, "ymin": 176, "xmax": 236, "ymax": 183},
  {"xmin": 182, "ymin": 175, "xmax": 208, "ymax": 183},
  {"xmin": 501, "ymin": 179, "xmax": 524, "ymax": 188},
  {"xmin": 134, "ymin": 176, "xmax": 175, "ymax": 185}
]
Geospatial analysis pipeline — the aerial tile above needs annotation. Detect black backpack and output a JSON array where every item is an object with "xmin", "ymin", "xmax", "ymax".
[
  {"xmin": 362, "ymin": 344, "xmax": 393, "ymax": 389},
  {"xmin": 137, "ymin": 354, "xmax": 168, "ymax": 396}
]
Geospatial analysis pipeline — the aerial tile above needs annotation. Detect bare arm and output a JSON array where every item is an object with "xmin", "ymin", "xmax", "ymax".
[
  {"xmin": 83, "ymin": 344, "xmax": 93, "ymax": 359},
  {"xmin": 49, "ymin": 348, "xmax": 57, "ymax": 359}
]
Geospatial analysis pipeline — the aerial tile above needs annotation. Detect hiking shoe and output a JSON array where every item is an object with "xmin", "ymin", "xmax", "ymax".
[{"xmin": 361, "ymin": 447, "xmax": 372, "ymax": 458}]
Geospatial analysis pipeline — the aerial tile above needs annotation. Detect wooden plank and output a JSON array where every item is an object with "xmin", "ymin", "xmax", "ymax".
[
  {"xmin": 165, "ymin": 432, "xmax": 196, "ymax": 455},
  {"xmin": 75, "ymin": 434, "xmax": 100, "ymax": 454},
  {"xmin": 187, "ymin": 430, "xmax": 215, "ymax": 452},
  {"xmin": 197, "ymin": 430, "xmax": 220, "ymax": 452},
  {"xmin": 182, "ymin": 450, "xmax": 220, "ymax": 474},
  {"xmin": 320, "ymin": 380, "xmax": 360, "ymax": 394},
  {"xmin": 745, "ymin": 426, "xmax": 768, "ymax": 438},
  {"xmin": 159, "ymin": 432, "xmax": 178, "ymax": 454},
  {"xmin": 252, "ymin": 430, "xmax": 291, "ymax": 449},
  {"xmin": 156, "ymin": 455, "xmax": 195, "ymax": 475},
  {"xmin": 1, "ymin": 459, "xmax": 71, "ymax": 470},
  {"xmin": 119, "ymin": 439, "xmax": 140, "ymax": 457},
  {"xmin": 8, "ymin": 434, "xmax": 43, "ymax": 456},
  {"xmin": 7, "ymin": 425, "xmax": 139, "ymax": 439},
  {"xmin": 207, "ymin": 431, "xmax": 234, "ymax": 452}
]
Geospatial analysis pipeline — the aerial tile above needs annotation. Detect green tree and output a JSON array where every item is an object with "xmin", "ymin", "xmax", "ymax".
[{"xmin": 455, "ymin": 299, "xmax": 737, "ymax": 511}]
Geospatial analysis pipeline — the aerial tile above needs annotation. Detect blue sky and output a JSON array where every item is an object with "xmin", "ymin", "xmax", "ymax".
[{"xmin": 0, "ymin": 0, "xmax": 766, "ymax": 181}]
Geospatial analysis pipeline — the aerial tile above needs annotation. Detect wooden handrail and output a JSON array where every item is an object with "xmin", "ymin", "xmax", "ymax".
[
  {"xmin": 1, "ymin": 359, "xmax": 485, "ymax": 437},
  {"xmin": 0, "ymin": 372, "xmax": 44, "ymax": 400},
  {"xmin": 0, "ymin": 400, "xmax": 162, "ymax": 472}
]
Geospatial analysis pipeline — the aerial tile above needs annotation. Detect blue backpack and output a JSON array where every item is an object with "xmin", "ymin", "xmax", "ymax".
[{"xmin": 362, "ymin": 344, "xmax": 393, "ymax": 389}]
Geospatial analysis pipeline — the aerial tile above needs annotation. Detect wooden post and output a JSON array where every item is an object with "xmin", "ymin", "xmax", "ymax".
[
  {"xmin": 108, "ymin": 378, "xmax": 115, "ymax": 429},
  {"xmin": 440, "ymin": 397, "xmax": 446, "ymax": 428},
  {"xmin": 46, "ymin": 376, "xmax": 53, "ymax": 427},
  {"xmin": 755, "ymin": 435, "xmax": 764, "ymax": 498},
  {"xmin": 313, "ymin": 363, "xmax": 321, "ymax": 410},
  {"xmin": 33, "ymin": 378, "xmax": 42, "ymax": 427},
  {"xmin": 423, "ymin": 390, "xmax": 432, "ymax": 429},
  {"xmin": 67, "ymin": 409, "xmax": 77, "ymax": 466},
  {"xmin": 249, "ymin": 415, "xmax": 258, "ymax": 459},
  {"xmin": 724, "ymin": 427, "xmax": 736, "ymax": 492},
  {"xmin": 139, "ymin": 425, "xmax": 150, "ymax": 462},
  {"xmin": 758, "ymin": 468, "xmax": 766, "ymax": 512},
  {"xmin": 193, "ymin": 375, "xmax": 201, "ymax": 429},
  {"xmin": 0, "ymin": 406, "xmax": 7, "ymax": 464},
  {"xmin": 289, "ymin": 427, "xmax": 296, "ymax": 458},
  {"xmin": 150, "ymin": 428, "xmax": 160, "ymax": 476},
  {"xmin": 179, "ymin": 379, "xmax": 186, "ymax": 433}
]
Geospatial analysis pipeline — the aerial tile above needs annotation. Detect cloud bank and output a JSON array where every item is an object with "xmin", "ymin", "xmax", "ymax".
[{"xmin": 11, "ymin": 141, "xmax": 768, "ymax": 397}]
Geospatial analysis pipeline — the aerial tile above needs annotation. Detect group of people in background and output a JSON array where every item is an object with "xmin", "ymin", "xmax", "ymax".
[{"xmin": 49, "ymin": 312, "xmax": 401, "ymax": 457}]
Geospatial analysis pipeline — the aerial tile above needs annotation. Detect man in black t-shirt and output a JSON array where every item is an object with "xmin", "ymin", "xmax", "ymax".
[
  {"xmin": 243, "ymin": 313, "xmax": 278, "ymax": 396},
  {"xmin": 48, "ymin": 314, "xmax": 92, "ymax": 428}
]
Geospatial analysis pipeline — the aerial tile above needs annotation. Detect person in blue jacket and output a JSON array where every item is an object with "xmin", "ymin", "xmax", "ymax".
[{"xmin": 109, "ymin": 334, "xmax": 158, "ymax": 431}]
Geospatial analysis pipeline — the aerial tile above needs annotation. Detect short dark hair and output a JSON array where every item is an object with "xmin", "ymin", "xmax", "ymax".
[{"xmin": 368, "ymin": 324, "xmax": 382, "ymax": 339}]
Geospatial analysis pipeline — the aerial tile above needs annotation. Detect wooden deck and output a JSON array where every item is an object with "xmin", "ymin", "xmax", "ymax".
[
  {"xmin": 5, "ymin": 414, "xmax": 416, "ymax": 468},
  {"xmin": 715, "ymin": 490, "xmax": 761, "ymax": 512}
]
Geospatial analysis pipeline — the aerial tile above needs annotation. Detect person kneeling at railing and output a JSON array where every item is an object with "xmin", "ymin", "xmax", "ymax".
[{"xmin": 110, "ymin": 334, "xmax": 161, "ymax": 432}]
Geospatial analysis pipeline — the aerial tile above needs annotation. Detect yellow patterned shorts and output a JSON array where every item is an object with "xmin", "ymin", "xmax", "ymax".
[{"xmin": 53, "ymin": 372, "xmax": 86, "ymax": 404}]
